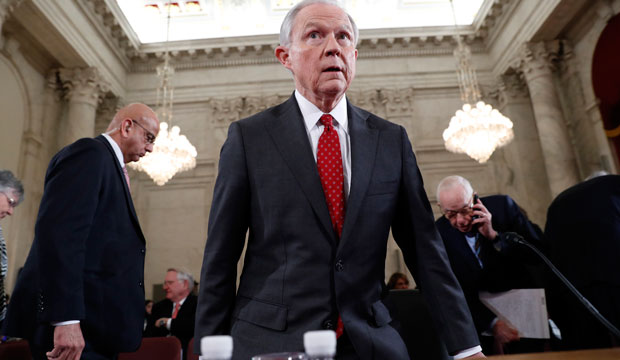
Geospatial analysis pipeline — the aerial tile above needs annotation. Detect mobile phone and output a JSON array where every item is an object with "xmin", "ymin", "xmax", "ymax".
[{"xmin": 472, "ymin": 194, "xmax": 480, "ymax": 228}]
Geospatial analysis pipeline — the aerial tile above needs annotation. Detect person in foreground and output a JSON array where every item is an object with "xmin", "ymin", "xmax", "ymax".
[
  {"xmin": 3, "ymin": 103, "xmax": 159, "ymax": 360},
  {"xmin": 194, "ymin": 1, "xmax": 484, "ymax": 358},
  {"xmin": 435, "ymin": 175, "xmax": 546, "ymax": 355}
]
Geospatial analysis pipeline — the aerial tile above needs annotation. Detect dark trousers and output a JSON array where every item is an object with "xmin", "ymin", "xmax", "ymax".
[{"xmin": 336, "ymin": 330, "xmax": 360, "ymax": 360}]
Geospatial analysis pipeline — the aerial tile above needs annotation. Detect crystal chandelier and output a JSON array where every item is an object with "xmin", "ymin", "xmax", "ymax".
[
  {"xmin": 442, "ymin": 0, "xmax": 514, "ymax": 163},
  {"xmin": 128, "ymin": 4, "xmax": 197, "ymax": 185}
]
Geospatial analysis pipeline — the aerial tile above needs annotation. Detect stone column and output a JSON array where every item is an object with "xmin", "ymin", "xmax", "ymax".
[
  {"xmin": 489, "ymin": 73, "xmax": 552, "ymax": 225},
  {"xmin": 0, "ymin": 0, "xmax": 21, "ymax": 48},
  {"xmin": 57, "ymin": 67, "xmax": 109, "ymax": 148},
  {"xmin": 6, "ymin": 70, "xmax": 63, "ymax": 292},
  {"xmin": 517, "ymin": 41, "xmax": 580, "ymax": 197}
]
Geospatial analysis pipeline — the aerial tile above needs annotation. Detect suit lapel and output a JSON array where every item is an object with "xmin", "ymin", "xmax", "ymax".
[
  {"xmin": 265, "ymin": 96, "xmax": 338, "ymax": 243},
  {"xmin": 96, "ymin": 135, "xmax": 145, "ymax": 242},
  {"xmin": 339, "ymin": 103, "xmax": 378, "ymax": 247}
]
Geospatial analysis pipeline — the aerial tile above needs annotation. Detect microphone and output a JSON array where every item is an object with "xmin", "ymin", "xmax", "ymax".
[{"xmin": 503, "ymin": 232, "xmax": 620, "ymax": 339}]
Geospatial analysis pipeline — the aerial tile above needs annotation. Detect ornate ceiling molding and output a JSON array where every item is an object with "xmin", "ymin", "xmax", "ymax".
[{"xmin": 78, "ymin": 0, "xmax": 516, "ymax": 72}]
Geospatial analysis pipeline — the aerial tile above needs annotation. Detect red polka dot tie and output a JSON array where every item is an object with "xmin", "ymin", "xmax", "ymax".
[
  {"xmin": 317, "ymin": 114, "xmax": 345, "ymax": 238},
  {"xmin": 317, "ymin": 114, "xmax": 345, "ymax": 339}
]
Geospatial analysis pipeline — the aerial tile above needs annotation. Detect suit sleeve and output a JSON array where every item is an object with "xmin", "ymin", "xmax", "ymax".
[
  {"xmin": 194, "ymin": 122, "xmax": 250, "ymax": 346},
  {"xmin": 494, "ymin": 195, "xmax": 545, "ymax": 262},
  {"xmin": 35, "ymin": 139, "xmax": 106, "ymax": 322},
  {"xmin": 390, "ymin": 126, "xmax": 479, "ymax": 354}
]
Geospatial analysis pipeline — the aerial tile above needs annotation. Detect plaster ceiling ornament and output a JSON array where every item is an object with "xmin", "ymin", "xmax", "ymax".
[
  {"xmin": 128, "ymin": 5, "xmax": 197, "ymax": 186},
  {"xmin": 442, "ymin": 0, "xmax": 514, "ymax": 164}
]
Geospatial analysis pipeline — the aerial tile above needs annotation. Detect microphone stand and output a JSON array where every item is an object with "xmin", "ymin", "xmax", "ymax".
[{"xmin": 506, "ymin": 233, "xmax": 620, "ymax": 339}]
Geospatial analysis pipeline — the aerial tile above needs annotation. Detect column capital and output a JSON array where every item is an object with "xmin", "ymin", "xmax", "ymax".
[
  {"xmin": 0, "ymin": 0, "xmax": 21, "ymax": 22},
  {"xmin": 58, "ymin": 67, "xmax": 110, "ymax": 107},
  {"xmin": 516, "ymin": 40, "xmax": 564, "ymax": 78},
  {"xmin": 486, "ymin": 73, "xmax": 529, "ymax": 109},
  {"xmin": 0, "ymin": 0, "xmax": 22, "ymax": 47}
]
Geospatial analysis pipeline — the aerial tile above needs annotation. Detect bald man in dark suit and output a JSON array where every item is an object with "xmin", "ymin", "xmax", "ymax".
[{"xmin": 3, "ymin": 104, "xmax": 159, "ymax": 360}]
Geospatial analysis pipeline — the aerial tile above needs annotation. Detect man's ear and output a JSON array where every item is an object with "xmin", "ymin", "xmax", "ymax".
[
  {"xmin": 119, "ymin": 118, "xmax": 132, "ymax": 138},
  {"xmin": 275, "ymin": 45, "xmax": 291, "ymax": 69}
]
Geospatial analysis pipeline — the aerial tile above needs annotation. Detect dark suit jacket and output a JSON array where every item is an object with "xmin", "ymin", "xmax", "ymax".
[
  {"xmin": 3, "ymin": 136, "xmax": 146, "ymax": 353},
  {"xmin": 435, "ymin": 195, "xmax": 544, "ymax": 335},
  {"xmin": 145, "ymin": 294, "xmax": 197, "ymax": 351},
  {"xmin": 544, "ymin": 175, "xmax": 620, "ymax": 349},
  {"xmin": 195, "ymin": 95, "xmax": 479, "ymax": 359}
]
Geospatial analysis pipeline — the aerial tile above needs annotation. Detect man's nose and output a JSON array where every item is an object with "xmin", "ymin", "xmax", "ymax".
[
  {"xmin": 146, "ymin": 143, "xmax": 154, "ymax": 153},
  {"xmin": 7, "ymin": 207, "xmax": 13, "ymax": 216},
  {"xmin": 324, "ymin": 33, "xmax": 341, "ymax": 56}
]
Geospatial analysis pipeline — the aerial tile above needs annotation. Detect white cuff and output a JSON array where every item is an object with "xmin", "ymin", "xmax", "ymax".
[
  {"xmin": 453, "ymin": 345, "xmax": 483, "ymax": 359},
  {"xmin": 51, "ymin": 320, "xmax": 80, "ymax": 326},
  {"xmin": 166, "ymin": 318, "xmax": 171, "ymax": 330}
]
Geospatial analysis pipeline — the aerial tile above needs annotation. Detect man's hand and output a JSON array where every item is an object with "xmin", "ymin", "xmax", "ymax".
[
  {"xmin": 472, "ymin": 197, "xmax": 498, "ymax": 240},
  {"xmin": 155, "ymin": 317, "xmax": 169, "ymax": 328},
  {"xmin": 492, "ymin": 319, "xmax": 520, "ymax": 354},
  {"xmin": 463, "ymin": 352, "xmax": 486, "ymax": 358},
  {"xmin": 46, "ymin": 323, "xmax": 85, "ymax": 360}
]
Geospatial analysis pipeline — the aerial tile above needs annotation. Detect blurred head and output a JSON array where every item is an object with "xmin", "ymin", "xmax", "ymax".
[
  {"xmin": 145, "ymin": 300, "xmax": 153, "ymax": 315},
  {"xmin": 106, "ymin": 103, "xmax": 160, "ymax": 163},
  {"xmin": 162, "ymin": 268, "xmax": 194, "ymax": 303},
  {"xmin": 437, "ymin": 175, "xmax": 475, "ymax": 233},
  {"xmin": 275, "ymin": 0, "xmax": 358, "ymax": 110},
  {"xmin": 0, "ymin": 170, "xmax": 24, "ymax": 219},
  {"xmin": 387, "ymin": 272, "xmax": 410, "ymax": 290}
]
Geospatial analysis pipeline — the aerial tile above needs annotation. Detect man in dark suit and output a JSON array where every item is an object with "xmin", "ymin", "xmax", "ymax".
[
  {"xmin": 145, "ymin": 268, "xmax": 197, "ymax": 358},
  {"xmin": 545, "ymin": 173, "xmax": 620, "ymax": 350},
  {"xmin": 435, "ymin": 175, "xmax": 545, "ymax": 355},
  {"xmin": 3, "ymin": 103, "xmax": 159, "ymax": 359},
  {"xmin": 195, "ymin": 1, "xmax": 484, "ymax": 359}
]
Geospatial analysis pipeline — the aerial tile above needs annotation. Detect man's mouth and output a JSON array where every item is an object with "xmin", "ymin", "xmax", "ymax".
[{"xmin": 323, "ymin": 66, "xmax": 342, "ymax": 73}]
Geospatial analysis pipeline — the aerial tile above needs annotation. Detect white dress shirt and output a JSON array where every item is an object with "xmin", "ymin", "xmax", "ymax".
[{"xmin": 295, "ymin": 90, "xmax": 351, "ymax": 198}]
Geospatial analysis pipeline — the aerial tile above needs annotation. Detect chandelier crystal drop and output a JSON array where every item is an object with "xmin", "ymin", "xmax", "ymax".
[
  {"xmin": 128, "ymin": 5, "xmax": 197, "ymax": 185},
  {"xmin": 443, "ymin": 0, "xmax": 514, "ymax": 163}
]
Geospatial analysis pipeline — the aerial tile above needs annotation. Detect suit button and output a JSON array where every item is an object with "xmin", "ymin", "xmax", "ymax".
[
  {"xmin": 141, "ymin": 249, "xmax": 145, "ymax": 254},
  {"xmin": 138, "ymin": 281, "xmax": 143, "ymax": 287},
  {"xmin": 322, "ymin": 319, "xmax": 334, "ymax": 330},
  {"xmin": 335, "ymin": 260, "xmax": 344, "ymax": 272}
]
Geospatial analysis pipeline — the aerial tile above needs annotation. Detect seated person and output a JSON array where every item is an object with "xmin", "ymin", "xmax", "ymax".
[
  {"xmin": 387, "ymin": 272, "xmax": 410, "ymax": 290},
  {"xmin": 435, "ymin": 175, "xmax": 545, "ymax": 355},
  {"xmin": 145, "ymin": 268, "xmax": 197, "ymax": 359}
]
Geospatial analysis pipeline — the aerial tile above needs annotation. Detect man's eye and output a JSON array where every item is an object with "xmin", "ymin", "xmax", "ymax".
[
  {"xmin": 309, "ymin": 32, "xmax": 319, "ymax": 39},
  {"xmin": 339, "ymin": 33, "xmax": 350, "ymax": 40}
]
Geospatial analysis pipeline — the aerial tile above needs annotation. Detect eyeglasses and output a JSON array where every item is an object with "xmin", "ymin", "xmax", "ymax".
[
  {"xmin": 131, "ymin": 119, "xmax": 156, "ymax": 144},
  {"xmin": 1, "ymin": 192, "xmax": 17, "ymax": 208},
  {"xmin": 440, "ymin": 196, "xmax": 474, "ymax": 220}
]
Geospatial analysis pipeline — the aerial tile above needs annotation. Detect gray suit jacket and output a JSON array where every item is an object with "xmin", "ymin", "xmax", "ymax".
[{"xmin": 195, "ymin": 95, "xmax": 478, "ymax": 359}]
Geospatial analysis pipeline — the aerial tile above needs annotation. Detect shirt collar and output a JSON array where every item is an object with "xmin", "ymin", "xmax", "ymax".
[
  {"xmin": 295, "ymin": 90, "xmax": 348, "ymax": 133},
  {"xmin": 102, "ymin": 133, "xmax": 125, "ymax": 169}
]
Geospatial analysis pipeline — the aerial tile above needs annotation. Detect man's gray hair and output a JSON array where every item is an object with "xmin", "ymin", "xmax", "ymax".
[
  {"xmin": 168, "ymin": 267, "xmax": 195, "ymax": 292},
  {"xmin": 279, "ymin": 0, "xmax": 359, "ymax": 47},
  {"xmin": 0, "ymin": 170, "xmax": 24, "ymax": 205},
  {"xmin": 436, "ymin": 175, "xmax": 474, "ymax": 205}
]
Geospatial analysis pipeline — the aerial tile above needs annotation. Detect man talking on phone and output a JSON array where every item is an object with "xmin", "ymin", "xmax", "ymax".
[{"xmin": 434, "ymin": 175, "xmax": 545, "ymax": 355}]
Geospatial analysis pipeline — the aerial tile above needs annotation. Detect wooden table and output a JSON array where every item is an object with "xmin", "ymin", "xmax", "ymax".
[{"xmin": 488, "ymin": 348, "xmax": 620, "ymax": 359}]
